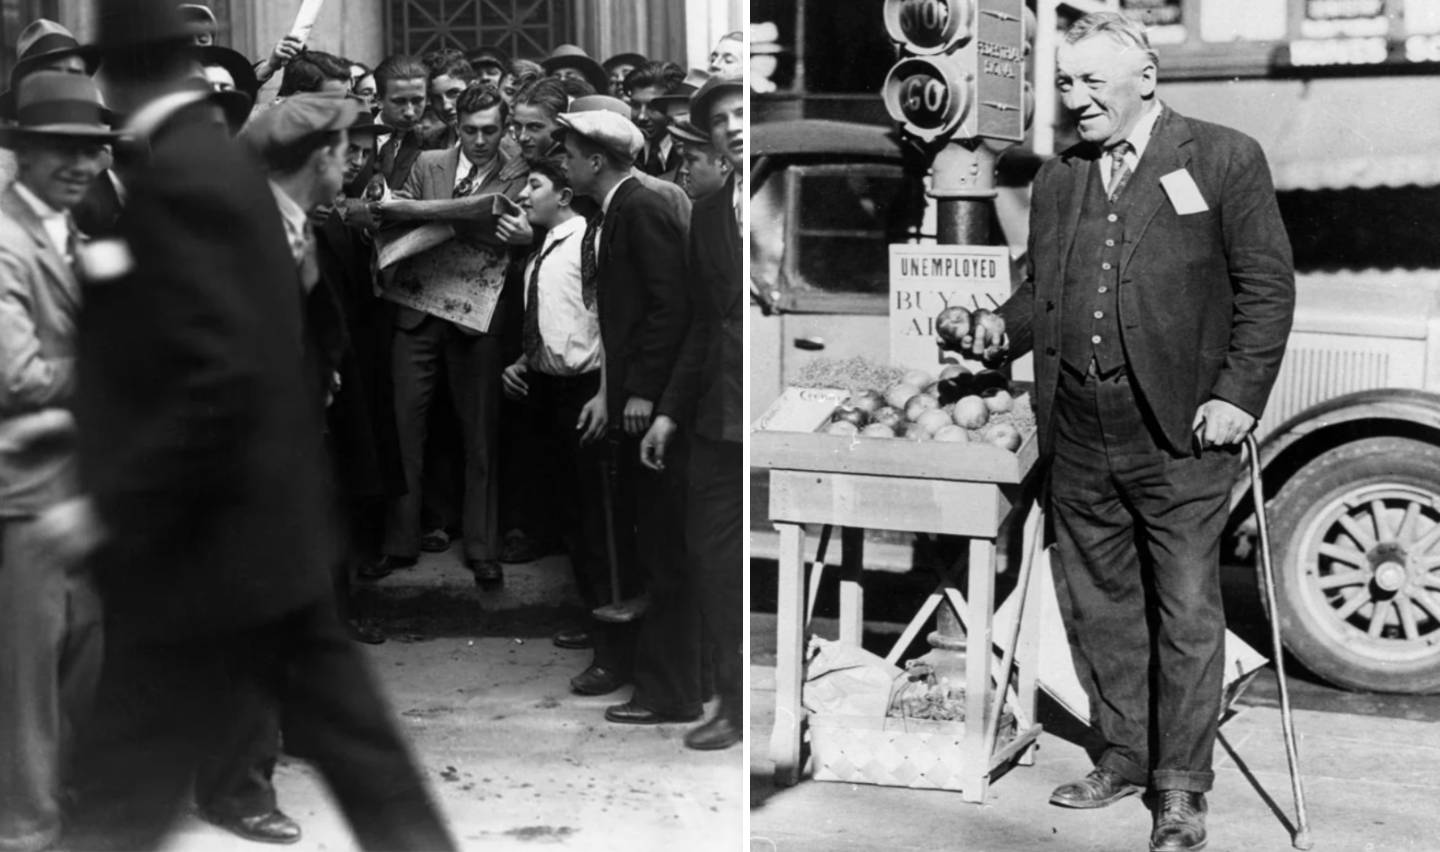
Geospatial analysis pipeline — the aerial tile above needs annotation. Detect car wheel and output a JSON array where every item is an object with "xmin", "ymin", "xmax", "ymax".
[{"xmin": 1265, "ymin": 436, "xmax": 1440, "ymax": 693}]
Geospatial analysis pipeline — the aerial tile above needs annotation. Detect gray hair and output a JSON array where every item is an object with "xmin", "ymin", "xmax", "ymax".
[{"xmin": 1065, "ymin": 12, "xmax": 1159, "ymax": 70}]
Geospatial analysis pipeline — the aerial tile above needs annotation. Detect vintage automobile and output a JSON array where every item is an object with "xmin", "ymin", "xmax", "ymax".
[{"xmin": 750, "ymin": 117, "xmax": 1440, "ymax": 695}]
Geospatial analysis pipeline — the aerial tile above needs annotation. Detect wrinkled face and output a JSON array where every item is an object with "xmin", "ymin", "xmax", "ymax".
[
  {"xmin": 1055, "ymin": 35, "xmax": 1156, "ymax": 148},
  {"xmin": 316, "ymin": 130, "xmax": 350, "ymax": 201},
  {"xmin": 560, "ymin": 135, "xmax": 601, "ymax": 198},
  {"xmin": 608, "ymin": 64, "xmax": 636, "ymax": 100},
  {"xmin": 458, "ymin": 104, "xmax": 505, "ymax": 166},
  {"xmin": 476, "ymin": 64, "xmax": 504, "ymax": 88},
  {"xmin": 553, "ymin": 66, "xmax": 587, "ymax": 87},
  {"xmin": 380, "ymin": 77, "xmax": 427, "ymax": 132},
  {"xmin": 518, "ymin": 171, "xmax": 568, "ymax": 228},
  {"xmin": 707, "ymin": 90, "xmax": 743, "ymax": 166},
  {"xmin": 202, "ymin": 63, "xmax": 235, "ymax": 92},
  {"xmin": 16, "ymin": 136, "xmax": 108, "ymax": 210},
  {"xmin": 353, "ymin": 73, "xmax": 378, "ymax": 115},
  {"xmin": 678, "ymin": 143, "xmax": 728, "ymax": 200},
  {"xmin": 429, "ymin": 74, "xmax": 467, "ymax": 125},
  {"xmin": 628, "ymin": 84, "xmax": 668, "ymax": 141},
  {"xmin": 511, "ymin": 102, "xmax": 560, "ymax": 163},
  {"xmin": 344, "ymin": 130, "xmax": 378, "ymax": 186},
  {"xmin": 708, "ymin": 36, "xmax": 743, "ymax": 77}
]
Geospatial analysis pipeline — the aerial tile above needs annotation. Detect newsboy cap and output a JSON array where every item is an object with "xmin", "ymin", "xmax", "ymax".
[
  {"xmin": 552, "ymin": 109, "xmax": 642, "ymax": 164},
  {"xmin": 239, "ymin": 92, "xmax": 359, "ymax": 160}
]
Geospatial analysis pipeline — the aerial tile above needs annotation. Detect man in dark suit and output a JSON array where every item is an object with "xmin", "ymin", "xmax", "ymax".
[
  {"xmin": 370, "ymin": 85, "xmax": 525, "ymax": 585},
  {"xmin": 641, "ymin": 74, "xmax": 744, "ymax": 750},
  {"xmin": 57, "ymin": 3, "xmax": 455, "ymax": 849},
  {"xmin": 0, "ymin": 70, "xmax": 113, "ymax": 852},
  {"xmin": 554, "ymin": 109, "xmax": 701, "ymax": 723},
  {"xmin": 968, "ymin": 14, "xmax": 1294, "ymax": 852},
  {"xmin": 372, "ymin": 54, "xmax": 430, "ymax": 190}
]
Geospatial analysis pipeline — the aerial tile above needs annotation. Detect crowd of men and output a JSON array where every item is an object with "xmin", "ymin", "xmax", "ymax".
[{"xmin": 0, "ymin": 0, "xmax": 744, "ymax": 849}]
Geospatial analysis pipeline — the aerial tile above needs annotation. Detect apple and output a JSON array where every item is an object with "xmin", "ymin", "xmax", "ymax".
[
  {"xmin": 906, "ymin": 426, "xmax": 933, "ymax": 442},
  {"xmin": 830, "ymin": 403, "xmax": 868, "ymax": 427},
  {"xmin": 939, "ymin": 364, "xmax": 970, "ymax": 380},
  {"xmin": 884, "ymin": 382, "xmax": 923, "ymax": 410},
  {"xmin": 872, "ymin": 406, "xmax": 904, "ymax": 429},
  {"xmin": 971, "ymin": 308, "xmax": 1006, "ymax": 347},
  {"xmin": 848, "ymin": 390, "xmax": 883, "ymax": 414},
  {"xmin": 952, "ymin": 395, "xmax": 989, "ymax": 429},
  {"xmin": 825, "ymin": 420, "xmax": 859, "ymax": 436},
  {"xmin": 933, "ymin": 424, "xmax": 971, "ymax": 443},
  {"xmin": 984, "ymin": 422, "xmax": 1022, "ymax": 451},
  {"xmin": 902, "ymin": 369, "xmax": 933, "ymax": 389},
  {"xmin": 861, "ymin": 423, "xmax": 896, "ymax": 439},
  {"xmin": 935, "ymin": 306, "xmax": 972, "ymax": 349},
  {"xmin": 915, "ymin": 409, "xmax": 953, "ymax": 436},
  {"xmin": 982, "ymin": 389, "xmax": 1014, "ymax": 414},
  {"xmin": 904, "ymin": 393, "xmax": 940, "ymax": 421}
]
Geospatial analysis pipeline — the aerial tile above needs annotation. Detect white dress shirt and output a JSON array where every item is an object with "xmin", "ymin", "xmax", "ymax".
[
  {"xmin": 452, "ymin": 150, "xmax": 497, "ymax": 195},
  {"xmin": 1100, "ymin": 100, "xmax": 1163, "ymax": 196},
  {"xmin": 524, "ymin": 214, "xmax": 601, "ymax": 375},
  {"xmin": 13, "ymin": 182, "xmax": 73, "ymax": 263}
]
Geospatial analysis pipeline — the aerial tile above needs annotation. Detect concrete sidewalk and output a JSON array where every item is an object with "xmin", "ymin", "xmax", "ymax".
[
  {"xmin": 749, "ymin": 664, "xmax": 1440, "ymax": 851},
  {"xmin": 144, "ymin": 549, "xmax": 744, "ymax": 852}
]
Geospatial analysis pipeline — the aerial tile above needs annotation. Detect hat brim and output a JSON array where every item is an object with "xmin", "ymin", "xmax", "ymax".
[
  {"xmin": 690, "ymin": 78, "xmax": 743, "ymax": 132},
  {"xmin": 11, "ymin": 44, "xmax": 102, "ymax": 83},
  {"xmin": 668, "ymin": 121, "xmax": 711, "ymax": 145},
  {"xmin": 602, "ymin": 53, "xmax": 647, "ymax": 72},
  {"xmin": 210, "ymin": 89, "xmax": 253, "ymax": 134},
  {"xmin": 198, "ymin": 45, "xmax": 261, "ymax": 101},
  {"xmin": 549, "ymin": 123, "xmax": 635, "ymax": 165},
  {"xmin": 542, "ymin": 56, "xmax": 609, "ymax": 94},
  {"xmin": 0, "ymin": 124, "xmax": 124, "ymax": 148}
]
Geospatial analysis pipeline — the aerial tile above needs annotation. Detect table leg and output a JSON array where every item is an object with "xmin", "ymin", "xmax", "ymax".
[
  {"xmin": 962, "ymin": 537, "xmax": 997, "ymax": 803},
  {"xmin": 1016, "ymin": 541, "xmax": 1045, "ymax": 766},
  {"xmin": 838, "ymin": 527, "xmax": 864, "ymax": 645},
  {"xmin": 770, "ymin": 522, "xmax": 807, "ymax": 787}
]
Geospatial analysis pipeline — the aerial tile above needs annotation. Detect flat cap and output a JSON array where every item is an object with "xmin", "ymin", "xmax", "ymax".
[
  {"xmin": 567, "ymin": 94, "xmax": 630, "ymax": 118},
  {"xmin": 240, "ymin": 92, "xmax": 359, "ymax": 159},
  {"xmin": 553, "ymin": 109, "xmax": 642, "ymax": 163}
]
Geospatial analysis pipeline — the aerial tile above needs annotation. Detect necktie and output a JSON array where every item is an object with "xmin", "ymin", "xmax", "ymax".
[
  {"xmin": 297, "ymin": 221, "xmax": 319, "ymax": 294},
  {"xmin": 454, "ymin": 160, "xmax": 482, "ymax": 198},
  {"xmin": 1107, "ymin": 141, "xmax": 1135, "ymax": 202},
  {"xmin": 580, "ymin": 211, "xmax": 604, "ymax": 311},
  {"xmin": 379, "ymin": 133, "xmax": 401, "ymax": 181},
  {"xmin": 522, "ymin": 237, "xmax": 567, "ymax": 363}
]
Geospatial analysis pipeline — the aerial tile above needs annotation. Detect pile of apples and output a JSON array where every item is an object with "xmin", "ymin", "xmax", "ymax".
[{"xmin": 822, "ymin": 365, "xmax": 1026, "ymax": 452}]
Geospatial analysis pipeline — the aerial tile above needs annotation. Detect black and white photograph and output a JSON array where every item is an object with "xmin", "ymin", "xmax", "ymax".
[
  {"xmin": 0, "ymin": 0, "xmax": 744, "ymax": 849},
  {"xmin": 749, "ymin": 1, "xmax": 1440, "ymax": 850}
]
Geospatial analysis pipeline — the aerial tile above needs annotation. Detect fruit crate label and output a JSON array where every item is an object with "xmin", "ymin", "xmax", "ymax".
[
  {"xmin": 888, "ymin": 243, "xmax": 1013, "ymax": 373},
  {"xmin": 752, "ymin": 386, "xmax": 851, "ymax": 433}
]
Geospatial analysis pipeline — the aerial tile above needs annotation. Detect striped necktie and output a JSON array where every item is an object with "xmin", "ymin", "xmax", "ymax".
[{"xmin": 1106, "ymin": 141, "xmax": 1135, "ymax": 202}]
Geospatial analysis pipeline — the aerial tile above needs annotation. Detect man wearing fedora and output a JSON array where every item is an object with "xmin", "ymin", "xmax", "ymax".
[
  {"xmin": 602, "ymin": 51, "xmax": 646, "ymax": 102},
  {"xmin": 0, "ymin": 70, "xmax": 113, "ymax": 852},
  {"xmin": 57, "ymin": 2, "xmax": 455, "ymax": 849},
  {"xmin": 668, "ymin": 118, "xmax": 731, "ymax": 202},
  {"xmin": 553, "ymin": 108, "xmax": 702, "ymax": 727},
  {"xmin": 642, "ymin": 73, "xmax": 745, "ymax": 751},
  {"xmin": 0, "ymin": 19, "xmax": 100, "ymax": 188},
  {"xmin": 542, "ymin": 44, "xmax": 610, "ymax": 95}
]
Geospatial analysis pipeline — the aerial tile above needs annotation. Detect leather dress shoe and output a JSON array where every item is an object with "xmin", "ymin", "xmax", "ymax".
[
  {"xmin": 569, "ymin": 664, "xmax": 626, "ymax": 695},
  {"xmin": 684, "ymin": 714, "xmax": 742, "ymax": 750},
  {"xmin": 469, "ymin": 559, "xmax": 503, "ymax": 586},
  {"xmin": 553, "ymin": 627, "xmax": 593, "ymax": 649},
  {"xmin": 357, "ymin": 555, "xmax": 416, "ymax": 581},
  {"xmin": 1150, "ymin": 790, "xmax": 1207, "ymax": 852},
  {"xmin": 1049, "ymin": 766, "xmax": 1144, "ymax": 809},
  {"xmin": 419, "ymin": 528, "xmax": 451, "ymax": 553},
  {"xmin": 604, "ymin": 700, "xmax": 700, "ymax": 725},
  {"xmin": 202, "ymin": 809, "xmax": 302, "ymax": 845}
]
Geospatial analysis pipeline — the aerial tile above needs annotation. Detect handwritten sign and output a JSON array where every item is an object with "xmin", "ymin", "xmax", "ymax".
[{"xmin": 888, "ymin": 244, "xmax": 1012, "ymax": 373}]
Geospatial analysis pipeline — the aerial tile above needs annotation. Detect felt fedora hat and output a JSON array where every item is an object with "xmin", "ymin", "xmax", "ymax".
[
  {"xmin": 0, "ymin": 71, "xmax": 122, "ymax": 148},
  {"xmin": 91, "ymin": 0, "xmax": 210, "ymax": 56},
  {"xmin": 689, "ymin": 73, "xmax": 741, "ymax": 132},
  {"xmin": 11, "ymin": 19, "xmax": 100, "ymax": 81},
  {"xmin": 541, "ymin": 44, "xmax": 609, "ymax": 94},
  {"xmin": 650, "ymin": 68, "xmax": 712, "ymax": 119},
  {"xmin": 197, "ymin": 44, "xmax": 260, "ymax": 101},
  {"xmin": 602, "ymin": 52, "xmax": 647, "ymax": 73}
]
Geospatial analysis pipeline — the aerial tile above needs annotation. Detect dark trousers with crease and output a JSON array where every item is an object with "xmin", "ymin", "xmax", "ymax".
[
  {"xmin": 65, "ymin": 600, "xmax": 455, "ymax": 851},
  {"xmin": 1048, "ymin": 361, "xmax": 1238, "ymax": 794},
  {"xmin": 685, "ymin": 435, "xmax": 743, "ymax": 720}
]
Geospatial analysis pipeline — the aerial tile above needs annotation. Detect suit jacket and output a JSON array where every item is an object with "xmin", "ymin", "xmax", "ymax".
[
  {"xmin": 72, "ymin": 171, "xmax": 124, "ymax": 239},
  {"xmin": 659, "ymin": 175, "xmax": 742, "ymax": 443},
  {"xmin": 379, "ymin": 128, "xmax": 425, "ymax": 191},
  {"xmin": 75, "ymin": 98, "xmax": 336, "ymax": 640},
  {"xmin": 596, "ymin": 176, "xmax": 690, "ymax": 415},
  {"xmin": 632, "ymin": 168, "xmax": 692, "ymax": 241},
  {"xmin": 393, "ymin": 145, "xmax": 526, "ymax": 335},
  {"xmin": 0, "ymin": 185, "xmax": 82, "ymax": 513},
  {"xmin": 998, "ymin": 108, "xmax": 1295, "ymax": 455}
]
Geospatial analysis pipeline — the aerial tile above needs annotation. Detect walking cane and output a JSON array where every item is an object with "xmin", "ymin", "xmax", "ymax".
[
  {"xmin": 593, "ymin": 431, "xmax": 648, "ymax": 624},
  {"xmin": 1245, "ymin": 433, "xmax": 1314, "ymax": 850}
]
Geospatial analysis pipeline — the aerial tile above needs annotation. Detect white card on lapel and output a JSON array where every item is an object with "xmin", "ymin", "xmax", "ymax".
[{"xmin": 1160, "ymin": 169, "xmax": 1209, "ymax": 214}]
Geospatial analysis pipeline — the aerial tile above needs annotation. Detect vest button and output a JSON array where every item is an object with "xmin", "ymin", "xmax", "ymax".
[
  {"xmin": 1093, "ymin": 310, "xmax": 1104, "ymax": 319},
  {"xmin": 1098, "ymin": 286, "xmax": 1108, "ymax": 293},
  {"xmin": 1091, "ymin": 335, "xmax": 1102, "ymax": 344},
  {"xmin": 1046, "ymin": 346, "xmax": 1057, "ymax": 356},
  {"xmin": 1107, "ymin": 214, "xmax": 1118, "ymax": 222},
  {"xmin": 1105, "ymin": 239, "xmax": 1115, "ymax": 247},
  {"xmin": 1102, "ymin": 262, "xmax": 1112, "ymax": 270}
]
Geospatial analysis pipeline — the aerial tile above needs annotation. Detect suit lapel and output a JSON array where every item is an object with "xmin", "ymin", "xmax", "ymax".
[
  {"xmin": 719, "ymin": 177, "xmax": 743, "ymax": 316},
  {"xmin": 438, "ymin": 146, "xmax": 461, "ymax": 197},
  {"xmin": 1120, "ymin": 108, "xmax": 1193, "ymax": 272},
  {"xmin": 1056, "ymin": 151, "xmax": 1094, "ymax": 287},
  {"xmin": 0, "ymin": 187, "xmax": 79, "ymax": 311}
]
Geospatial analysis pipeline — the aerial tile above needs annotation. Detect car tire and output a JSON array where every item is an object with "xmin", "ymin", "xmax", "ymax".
[{"xmin": 1265, "ymin": 436, "xmax": 1440, "ymax": 693}]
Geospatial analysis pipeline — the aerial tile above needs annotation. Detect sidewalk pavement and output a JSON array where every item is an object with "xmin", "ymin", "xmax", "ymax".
[
  {"xmin": 750, "ymin": 664, "xmax": 1440, "ymax": 851},
  {"xmin": 147, "ymin": 549, "xmax": 743, "ymax": 852}
]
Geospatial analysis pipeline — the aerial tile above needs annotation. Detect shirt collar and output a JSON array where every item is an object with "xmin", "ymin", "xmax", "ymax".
[
  {"xmin": 267, "ymin": 180, "xmax": 310, "ymax": 239},
  {"xmin": 12, "ymin": 181, "xmax": 64, "ymax": 225},
  {"xmin": 545, "ymin": 213, "xmax": 586, "ymax": 245},
  {"xmin": 601, "ymin": 174, "xmax": 631, "ymax": 215},
  {"xmin": 1116, "ymin": 100, "xmax": 1163, "ymax": 161}
]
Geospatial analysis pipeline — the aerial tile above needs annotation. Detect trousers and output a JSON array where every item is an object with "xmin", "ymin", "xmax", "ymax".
[
  {"xmin": 0, "ymin": 518, "xmax": 103, "ymax": 852},
  {"xmin": 1048, "ymin": 362, "xmax": 1238, "ymax": 793}
]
